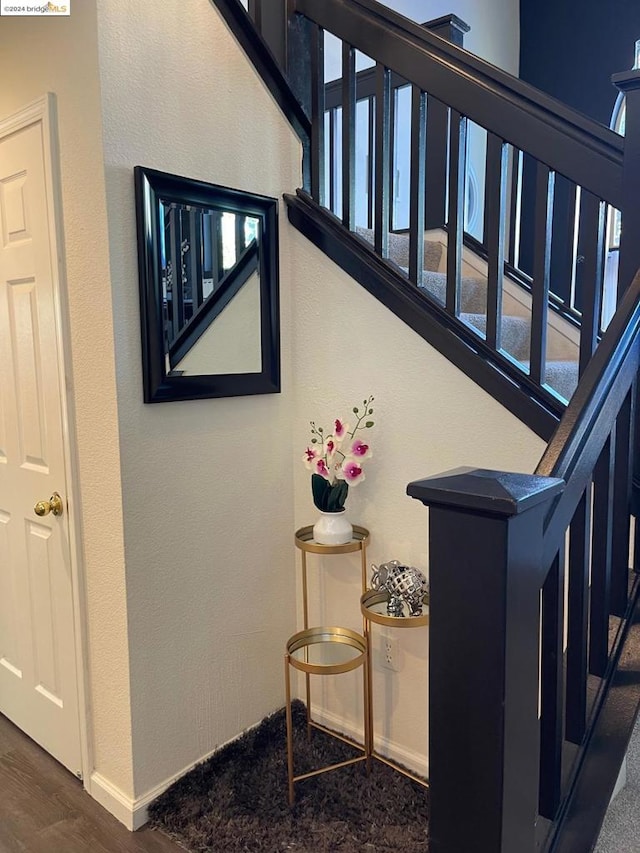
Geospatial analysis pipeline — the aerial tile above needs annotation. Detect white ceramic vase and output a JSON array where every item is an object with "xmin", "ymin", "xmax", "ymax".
[{"xmin": 312, "ymin": 509, "xmax": 353, "ymax": 545}]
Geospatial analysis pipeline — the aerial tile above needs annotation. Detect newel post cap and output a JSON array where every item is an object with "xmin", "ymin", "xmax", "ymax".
[
  {"xmin": 612, "ymin": 68, "xmax": 640, "ymax": 93},
  {"xmin": 407, "ymin": 466, "xmax": 565, "ymax": 517}
]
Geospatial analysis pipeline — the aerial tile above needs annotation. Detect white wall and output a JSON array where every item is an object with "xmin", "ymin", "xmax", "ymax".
[
  {"xmin": 288, "ymin": 230, "xmax": 544, "ymax": 773},
  {"xmin": 94, "ymin": 0, "xmax": 301, "ymax": 798},
  {"xmin": 0, "ymin": 7, "xmax": 134, "ymax": 794}
]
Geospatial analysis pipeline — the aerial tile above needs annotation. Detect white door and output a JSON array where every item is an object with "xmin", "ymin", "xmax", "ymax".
[{"xmin": 0, "ymin": 98, "xmax": 82, "ymax": 776}]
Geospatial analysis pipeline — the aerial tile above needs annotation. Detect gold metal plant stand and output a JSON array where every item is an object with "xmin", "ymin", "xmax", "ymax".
[
  {"xmin": 284, "ymin": 626, "xmax": 370, "ymax": 805},
  {"xmin": 360, "ymin": 588, "xmax": 430, "ymax": 788},
  {"xmin": 294, "ymin": 525, "xmax": 370, "ymax": 732},
  {"xmin": 294, "ymin": 525, "xmax": 370, "ymax": 629}
]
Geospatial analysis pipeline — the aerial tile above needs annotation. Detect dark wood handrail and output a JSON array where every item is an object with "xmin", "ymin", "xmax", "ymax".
[
  {"xmin": 535, "ymin": 269, "xmax": 640, "ymax": 564},
  {"xmin": 293, "ymin": 0, "xmax": 624, "ymax": 207},
  {"xmin": 538, "ymin": 270, "xmax": 640, "ymax": 479}
]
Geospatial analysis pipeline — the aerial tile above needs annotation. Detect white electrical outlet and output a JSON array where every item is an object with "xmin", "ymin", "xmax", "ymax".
[{"xmin": 381, "ymin": 633, "xmax": 400, "ymax": 672}]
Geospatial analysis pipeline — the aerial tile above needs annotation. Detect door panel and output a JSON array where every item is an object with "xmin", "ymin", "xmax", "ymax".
[{"xmin": 0, "ymin": 108, "xmax": 81, "ymax": 775}]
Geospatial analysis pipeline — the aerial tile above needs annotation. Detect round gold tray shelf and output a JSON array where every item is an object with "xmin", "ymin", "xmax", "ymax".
[
  {"xmin": 360, "ymin": 588, "xmax": 430, "ymax": 628},
  {"xmin": 295, "ymin": 524, "xmax": 370, "ymax": 555},
  {"xmin": 286, "ymin": 626, "xmax": 367, "ymax": 675},
  {"xmin": 284, "ymin": 624, "xmax": 370, "ymax": 805}
]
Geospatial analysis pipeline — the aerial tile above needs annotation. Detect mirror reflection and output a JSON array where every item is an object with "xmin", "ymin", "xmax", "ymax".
[
  {"xmin": 134, "ymin": 167, "xmax": 280, "ymax": 403},
  {"xmin": 160, "ymin": 203, "xmax": 262, "ymax": 376}
]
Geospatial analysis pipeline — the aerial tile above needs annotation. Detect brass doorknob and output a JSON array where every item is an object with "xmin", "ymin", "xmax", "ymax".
[{"xmin": 34, "ymin": 492, "xmax": 64, "ymax": 517}]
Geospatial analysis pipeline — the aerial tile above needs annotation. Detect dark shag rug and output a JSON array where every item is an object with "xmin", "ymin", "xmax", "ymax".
[{"xmin": 149, "ymin": 700, "xmax": 429, "ymax": 852}]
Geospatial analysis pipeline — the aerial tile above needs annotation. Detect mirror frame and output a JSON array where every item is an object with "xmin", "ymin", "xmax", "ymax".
[{"xmin": 134, "ymin": 166, "xmax": 280, "ymax": 403}]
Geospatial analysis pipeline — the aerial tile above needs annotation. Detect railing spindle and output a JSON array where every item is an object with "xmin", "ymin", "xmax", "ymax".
[
  {"xmin": 310, "ymin": 25, "xmax": 325, "ymax": 206},
  {"xmin": 389, "ymin": 79, "xmax": 398, "ymax": 231},
  {"xmin": 539, "ymin": 551, "xmax": 565, "ymax": 820},
  {"xmin": 507, "ymin": 147, "xmax": 523, "ymax": 269},
  {"xmin": 577, "ymin": 191, "xmax": 606, "ymax": 376},
  {"xmin": 566, "ymin": 485, "xmax": 592, "ymax": 745},
  {"xmin": 188, "ymin": 209, "xmax": 203, "ymax": 311},
  {"xmin": 611, "ymin": 391, "xmax": 633, "ymax": 616},
  {"xmin": 484, "ymin": 133, "xmax": 508, "ymax": 350},
  {"xmin": 424, "ymin": 94, "xmax": 449, "ymax": 232},
  {"xmin": 589, "ymin": 435, "xmax": 615, "ymax": 678},
  {"xmin": 408, "ymin": 87, "xmax": 427, "ymax": 286},
  {"xmin": 247, "ymin": 0, "xmax": 261, "ymax": 29},
  {"xmin": 341, "ymin": 42, "xmax": 356, "ymax": 229},
  {"xmin": 374, "ymin": 64, "xmax": 391, "ymax": 258},
  {"xmin": 328, "ymin": 109, "xmax": 337, "ymax": 214},
  {"xmin": 530, "ymin": 162, "xmax": 555, "ymax": 385},
  {"xmin": 367, "ymin": 95, "xmax": 375, "ymax": 230},
  {"xmin": 446, "ymin": 110, "xmax": 467, "ymax": 316}
]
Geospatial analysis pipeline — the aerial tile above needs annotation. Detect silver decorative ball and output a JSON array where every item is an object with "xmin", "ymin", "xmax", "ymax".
[{"xmin": 370, "ymin": 560, "xmax": 429, "ymax": 617}]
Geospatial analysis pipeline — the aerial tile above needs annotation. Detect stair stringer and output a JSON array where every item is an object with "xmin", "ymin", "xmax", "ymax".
[{"xmin": 286, "ymin": 189, "xmax": 564, "ymax": 441}]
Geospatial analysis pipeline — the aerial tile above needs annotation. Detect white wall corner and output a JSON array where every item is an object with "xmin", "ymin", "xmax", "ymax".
[
  {"xmin": 88, "ymin": 772, "xmax": 138, "ymax": 831},
  {"xmin": 90, "ymin": 715, "xmax": 270, "ymax": 831},
  {"xmin": 310, "ymin": 705, "xmax": 429, "ymax": 782}
]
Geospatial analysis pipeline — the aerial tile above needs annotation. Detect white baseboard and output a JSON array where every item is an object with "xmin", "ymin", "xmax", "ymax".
[
  {"xmin": 89, "ymin": 772, "xmax": 138, "ymax": 831},
  {"xmin": 89, "ymin": 719, "xmax": 265, "ymax": 831},
  {"xmin": 89, "ymin": 706, "xmax": 427, "ymax": 831},
  {"xmin": 310, "ymin": 704, "xmax": 429, "ymax": 779}
]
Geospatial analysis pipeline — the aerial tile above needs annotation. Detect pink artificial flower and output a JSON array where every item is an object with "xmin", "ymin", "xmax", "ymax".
[
  {"xmin": 314, "ymin": 458, "xmax": 331, "ymax": 480},
  {"xmin": 341, "ymin": 458, "xmax": 365, "ymax": 486},
  {"xmin": 333, "ymin": 418, "xmax": 350, "ymax": 441},
  {"xmin": 349, "ymin": 438, "xmax": 372, "ymax": 460},
  {"xmin": 325, "ymin": 436, "xmax": 338, "ymax": 458},
  {"xmin": 303, "ymin": 446, "xmax": 320, "ymax": 469}
]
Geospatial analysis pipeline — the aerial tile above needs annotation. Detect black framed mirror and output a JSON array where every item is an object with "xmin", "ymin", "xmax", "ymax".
[{"xmin": 134, "ymin": 166, "xmax": 280, "ymax": 402}]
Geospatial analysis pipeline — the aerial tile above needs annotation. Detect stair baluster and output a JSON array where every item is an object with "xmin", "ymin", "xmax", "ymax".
[
  {"xmin": 408, "ymin": 86, "xmax": 427, "ymax": 286},
  {"xmin": 484, "ymin": 133, "xmax": 508, "ymax": 351}
]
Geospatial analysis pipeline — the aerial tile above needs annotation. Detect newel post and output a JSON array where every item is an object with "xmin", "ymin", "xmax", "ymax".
[{"xmin": 407, "ymin": 468, "xmax": 564, "ymax": 853}]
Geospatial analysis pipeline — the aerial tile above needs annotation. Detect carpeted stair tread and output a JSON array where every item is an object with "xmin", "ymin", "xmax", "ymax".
[
  {"xmin": 355, "ymin": 225, "xmax": 442, "ymax": 272},
  {"xmin": 460, "ymin": 313, "xmax": 532, "ymax": 362},
  {"xmin": 149, "ymin": 700, "xmax": 429, "ymax": 852},
  {"xmin": 461, "ymin": 316, "xmax": 578, "ymax": 400},
  {"xmin": 418, "ymin": 272, "xmax": 487, "ymax": 314},
  {"xmin": 520, "ymin": 359, "xmax": 579, "ymax": 403}
]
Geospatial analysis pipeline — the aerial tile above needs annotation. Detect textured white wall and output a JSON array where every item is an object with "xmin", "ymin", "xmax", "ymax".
[
  {"xmin": 288, "ymin": 230, "xmax": 544, "ymax": 772},
  {"xmin": 95, "ymin": 0, "xmax": 301, "ymax": 797},
  {"xmin": 0, "ymin": 7, "xmax": 134, "ymax": 793}
]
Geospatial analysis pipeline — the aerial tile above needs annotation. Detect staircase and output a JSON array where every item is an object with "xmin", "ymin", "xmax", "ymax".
[{"xmin": 210, "ymin": 0, "xmax": 640, "ymax": 850}]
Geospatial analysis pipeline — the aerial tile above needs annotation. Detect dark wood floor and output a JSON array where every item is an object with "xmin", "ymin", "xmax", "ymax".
[{"xmin": 0, "ymin": 714, "xmax": 183, "ymax": 853}]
